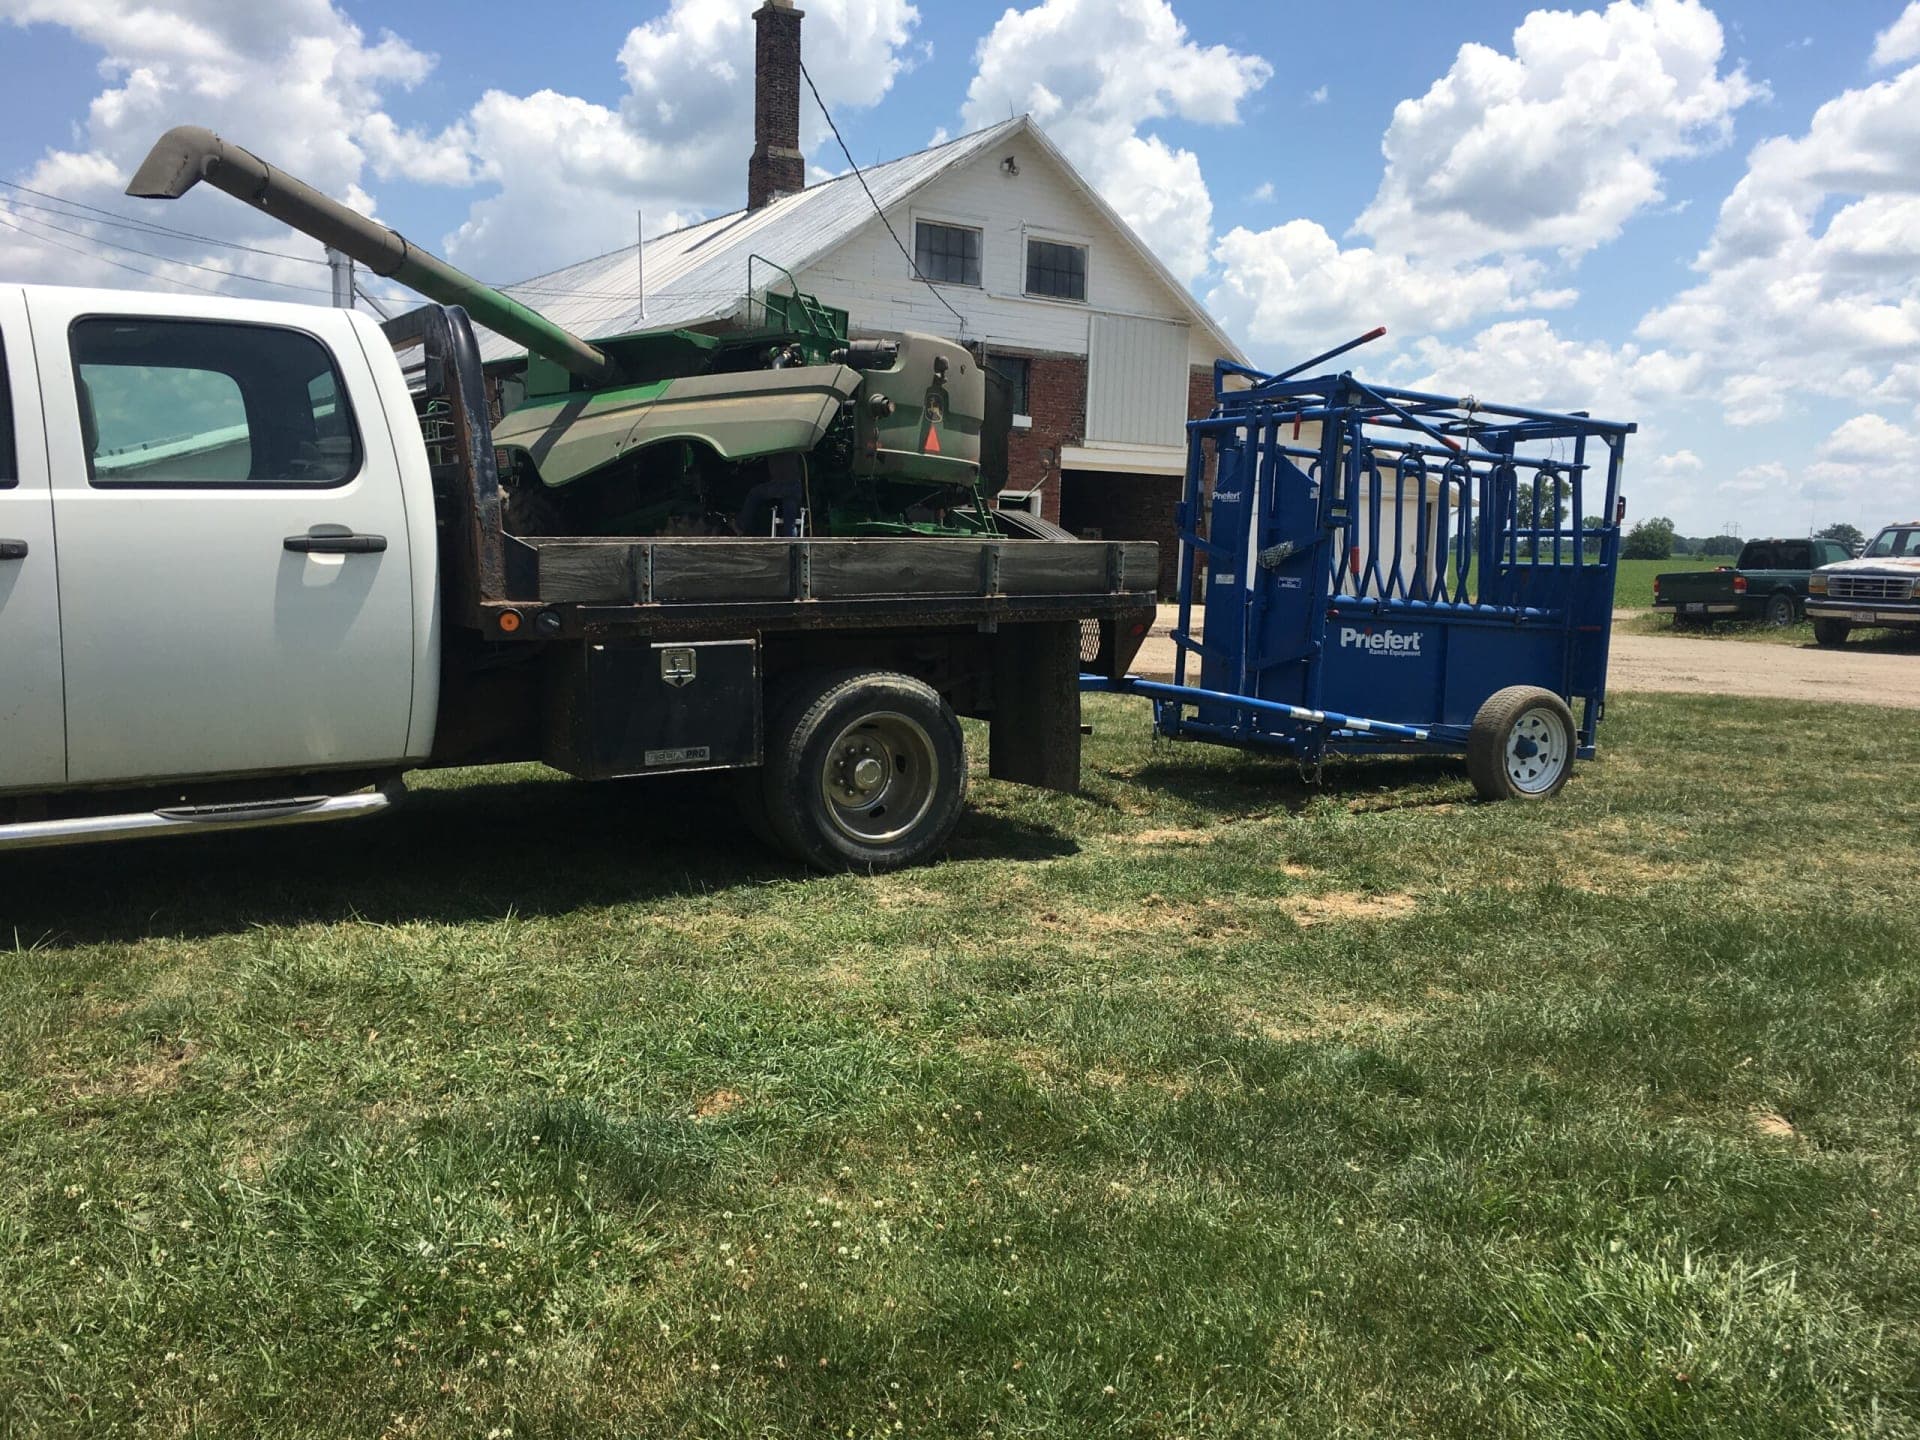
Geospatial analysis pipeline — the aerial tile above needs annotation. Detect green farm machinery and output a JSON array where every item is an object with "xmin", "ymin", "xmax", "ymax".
[{"xmin": 127, "ymin": 126, "xmax": 1005, "ymax": 543}]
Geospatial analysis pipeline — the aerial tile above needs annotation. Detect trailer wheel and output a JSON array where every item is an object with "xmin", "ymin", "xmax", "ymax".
[
  {"xmin": 1467, "ymin": 686, "xmax": 1576, "ymax": 802},
  {"xmin": 761, "ymin": 670, "xmax": 967, "ymax": 872},
  {"xmin": 1813, "ymin": 618, "xmax": 1851, "ymax": 649},
  {"xmin": 1763, "ymin": 592, "xmax": 1797, "ymax": 628}
]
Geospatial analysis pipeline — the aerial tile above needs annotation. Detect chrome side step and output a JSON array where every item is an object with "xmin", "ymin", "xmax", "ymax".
[{"xmin": 0, "ymin": 778, "xmax": 403, "ymax": 852}]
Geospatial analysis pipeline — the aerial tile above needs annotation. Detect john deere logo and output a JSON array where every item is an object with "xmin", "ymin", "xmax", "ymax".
[
  {"xmin": 1339, "ymin": 626, "xmax": 1421, "ymax": 656},
  {"xmin": 920, "ymin": 380, "xmax": 948, "ymax": 455}
]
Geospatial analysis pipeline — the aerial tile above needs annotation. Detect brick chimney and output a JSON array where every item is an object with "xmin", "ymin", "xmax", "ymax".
[{"xmin": 747, "ymin": 0, "xmax": 806, "ymax": 211}]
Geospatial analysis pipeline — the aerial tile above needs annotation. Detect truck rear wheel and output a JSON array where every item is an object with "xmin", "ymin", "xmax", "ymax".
[
  {"xmin": 1763, "ymin": 592, "xmax": 1797, "ymax": 628},
  {"xmin": 1812, "ymin": 618, "xmax": 1851, "ymax": 648},
  {"xmin": 760, "ymin": 669, "xmax": 967, "ymax": 872},
  {"xmin": 1467, "ymin": 686, "xmax": 1576, "ymax": 802}
]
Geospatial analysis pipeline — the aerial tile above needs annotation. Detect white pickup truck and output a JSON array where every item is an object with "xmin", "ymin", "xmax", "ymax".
[{"xmin": 0, "ymin": 284, "xmax": 1155, "ymax": 868}]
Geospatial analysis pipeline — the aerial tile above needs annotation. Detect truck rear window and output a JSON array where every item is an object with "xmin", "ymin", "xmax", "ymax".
[{"xmin": 70, "ymin": 317, "xmax": 361, "ymax": 488}]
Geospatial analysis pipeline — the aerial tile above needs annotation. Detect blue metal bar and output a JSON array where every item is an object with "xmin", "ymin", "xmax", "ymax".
[
  {"xmin": 1082, "ymin": 674, "xmax": 1436, "ymax": 744},
  {"xmin": 1259, "ymin": 326, "xmax": 1387, "ymax": 387}
]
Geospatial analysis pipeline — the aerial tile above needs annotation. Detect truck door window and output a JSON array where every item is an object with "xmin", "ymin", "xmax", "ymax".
[
  {"xmin": 0, "ymin": 331, "xmax": 16, "ymax": 488},
  {"xmin": 70, "ymin": 318, "xmax": 361, "ymax": 487},
  {"xmin": 1866, "ymin": 529, "xmax": 1918, "ymax": 558}
]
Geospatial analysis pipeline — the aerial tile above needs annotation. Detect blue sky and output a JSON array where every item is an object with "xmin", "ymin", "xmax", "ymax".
[{"xmin": 3, "ymin": 0, "xmax": 1918, "ymax": 536}]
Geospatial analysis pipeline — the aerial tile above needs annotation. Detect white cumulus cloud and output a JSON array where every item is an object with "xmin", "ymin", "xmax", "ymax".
[
  {"xmin": 432, "ymin": 0, "xmax": 923, "ymax": 278},
  {"xmin": 959, "ymin": 0, "xmax": 1271, "ymax": 283},
  {"xmin": 1639, "ymin": 58, "xmax": 1920, "ymax": 425},
  {"xmin": 1206, "ymin": 222, "xmax": 1556, "ymax": 357},
  {"xmin": 0, "ymin": 0, "xmax": 432, "ymax": 297},
  {"xmin": 1872, "ymin": 2, "xmax": 1920, "ymax": 67},
  {"xmin": 1356, "ymin": 0, "xmax": 1761, "ymax": 262}
]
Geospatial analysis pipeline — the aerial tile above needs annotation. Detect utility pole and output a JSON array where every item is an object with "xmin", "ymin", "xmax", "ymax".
[{"xmin": 326, "ymin": 247, "xmax": 354, "ymax": 309}]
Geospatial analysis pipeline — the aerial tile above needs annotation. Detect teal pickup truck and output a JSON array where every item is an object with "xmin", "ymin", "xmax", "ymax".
[{"xmin": 1652, "ymin": 537, "xmax": 1854, "ymax": 629}]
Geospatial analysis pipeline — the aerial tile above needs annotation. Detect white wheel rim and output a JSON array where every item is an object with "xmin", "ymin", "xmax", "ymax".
[
  {"xmin": 818, "ymin": 710, "xmax": 939, "ymax": 845},
  {"xmin": 1505, "ymin": 706, "xmax": 1571, "ymax": 795}
]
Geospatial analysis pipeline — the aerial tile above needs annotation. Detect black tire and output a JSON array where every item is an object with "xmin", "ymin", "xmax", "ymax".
[
  {"xmin": 1763, "ymin": 592, "xmax": 1796, "ymax": 628},
  {"xmin": 991, "ymin": 510, "xmax": 1078, "ymax": 542},
  {"xmin": 1813, "ymin": 618, "xmax": 1852, "ymax": 649},
  {"xmin": 1466, "ymin": 685, "xmax": 1577, "ymax": 802},
  {"xmin": 759, "ymin": 670, "xmax": 967, "ymax": 873}
]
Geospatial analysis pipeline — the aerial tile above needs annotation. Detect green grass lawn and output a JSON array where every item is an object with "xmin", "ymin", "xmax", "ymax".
[
  {"xmin": 1620, "ymin": 608, "xmax": 1920, "ymax": 651},
  {"xmin": 5, "ymin": 694, "xmax": 1919, "ymax": 1437}
]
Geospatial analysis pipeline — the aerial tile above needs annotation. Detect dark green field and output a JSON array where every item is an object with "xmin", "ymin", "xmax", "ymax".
[{"xmin": 3, "ymin": 693, "xmax": 1917, "ymax": 1437}]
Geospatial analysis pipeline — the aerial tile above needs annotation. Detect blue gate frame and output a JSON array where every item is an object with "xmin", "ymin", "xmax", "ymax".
[{"xmin": 1085, "ymin": 340, "xmax": 1635, "ymax": 771}]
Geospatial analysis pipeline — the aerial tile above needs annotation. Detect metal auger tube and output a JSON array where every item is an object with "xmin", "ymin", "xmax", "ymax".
[{"xmin": 126, "ymin": 125, "xmax": 617, "ymax": 384}]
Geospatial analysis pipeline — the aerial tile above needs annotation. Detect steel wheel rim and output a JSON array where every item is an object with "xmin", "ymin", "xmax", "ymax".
[
  {"xmin": 818, "ymin": 710, "xmax": 939, "ymax": 845},
  {"xmin": 1505, "ymin": 706, "xmax": 1570, "ymax": 794}
]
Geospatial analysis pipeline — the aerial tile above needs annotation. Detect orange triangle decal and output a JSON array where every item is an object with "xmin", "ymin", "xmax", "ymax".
[{"xmin": 924, "ymin": 424, "xmax": 942, "ymax": 455}]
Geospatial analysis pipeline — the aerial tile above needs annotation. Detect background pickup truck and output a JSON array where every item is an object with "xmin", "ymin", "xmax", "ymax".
[
  {"xmin": 1652, "ymin": 537, "xmax": 1853, "ymax": 628},
  {"xmin": 1807, "ymin": 522, "xmax": 1920, "ymax": 647}
]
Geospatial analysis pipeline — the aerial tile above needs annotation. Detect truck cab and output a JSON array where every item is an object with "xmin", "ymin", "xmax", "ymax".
[
  {"xmin": 1, "ymin": 286, "xmax": 439, "ymax": 795},
  {"xmin": 1807, "ymin": 523, "xmax": 1920, "ymax": 647}
]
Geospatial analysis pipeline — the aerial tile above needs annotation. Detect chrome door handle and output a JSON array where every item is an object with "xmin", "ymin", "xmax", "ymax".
[
  {"xmin": 0, "ymin": 539, "xmax": 27, "ymax": 561},
  {"xmin": 284, "ymin": 533, "xmax": 387, "ymax": 555}
]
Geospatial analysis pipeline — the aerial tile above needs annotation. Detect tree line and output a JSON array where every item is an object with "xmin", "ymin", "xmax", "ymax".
[{"xmin": 1617, "ymin": 519, "xmax": 1864, "ymax": 561}]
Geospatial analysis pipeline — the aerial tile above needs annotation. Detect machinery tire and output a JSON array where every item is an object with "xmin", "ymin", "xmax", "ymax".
[
  {"xmin": 1813, "ymin": 618, "xmax": 1852, "ymax": 649},
  {"xmin": 1466, "ymin": 685, "xmax": 1577, "ymax": 803},
  {"xmin": 1763, "ymin": 592, "xmax": 1797, "ymax": 628},
  {"xmin": 761, "ymin": 669, "xmax": 967, "ymax": 873},
  {"xmin": 991, "ymin": 510, "xmax": 1078, "ymax": 542},
  {"xmin": 502, "ymin": 479, "xmax": 567, "ymax": 537}
]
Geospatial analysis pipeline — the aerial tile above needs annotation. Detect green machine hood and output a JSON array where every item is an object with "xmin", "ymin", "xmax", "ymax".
[{"xmin": 494, "ymin": 364, "xmax": 863, "ymax": 488}]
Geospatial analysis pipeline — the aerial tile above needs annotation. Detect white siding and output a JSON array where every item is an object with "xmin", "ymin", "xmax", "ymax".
[
  {"xmin": 1085, "ymin": 314, "xmax": 1190, "ymax": 447},
  {"xmin": 791, "ymin": 135, "xmax": 1226, "ymax": 371}
]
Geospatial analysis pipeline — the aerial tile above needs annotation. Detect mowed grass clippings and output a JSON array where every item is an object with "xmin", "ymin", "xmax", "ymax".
[{"xmin": 2, "ymin": 693, "xmax": 1918, "ymax": 1437}]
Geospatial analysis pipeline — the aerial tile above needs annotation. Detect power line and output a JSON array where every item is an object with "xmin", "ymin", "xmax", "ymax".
[
  {"xmin": 0, "ymin": 177, "xmax": 330, "ymax": 267},
  {"xmin": 0, "ymin": 205, "xmax": 333, "ymax": 296},
  {"xmin": 797, "ymin": 58, "xmax": 968, "ymax": 336},
  {"xmin": 0, "ymin": 210, "xmax": 234, "ymax": 297}
]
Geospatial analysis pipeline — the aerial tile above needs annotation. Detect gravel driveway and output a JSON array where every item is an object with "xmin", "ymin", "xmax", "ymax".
[{"xmin": 1128, "ymin": 606, "xmax": 1920, "ymax": 710}]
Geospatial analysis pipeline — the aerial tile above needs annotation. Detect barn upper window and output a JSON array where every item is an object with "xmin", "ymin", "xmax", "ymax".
[
  {"xmin": 914, "ymin": 221, "xmax": 982, "ymax": 287},
  {"xmin": 1025, "ymin": 238, "xmax": 1087, "ymax": 302}
]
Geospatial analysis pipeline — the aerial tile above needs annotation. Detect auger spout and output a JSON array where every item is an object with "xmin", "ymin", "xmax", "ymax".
[{"xmin": 127, "ymin": 125, "xmax": 618, "ymax": 384}]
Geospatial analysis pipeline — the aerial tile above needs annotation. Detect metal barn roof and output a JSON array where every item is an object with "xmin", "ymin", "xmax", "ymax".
[
  {"xmin": 480, "ymin": 115, "xmax": 1245, "ymax": 365},
  {"xmin": 479, "ymin": 120, "xmax": 1022, "ymax": 362}
]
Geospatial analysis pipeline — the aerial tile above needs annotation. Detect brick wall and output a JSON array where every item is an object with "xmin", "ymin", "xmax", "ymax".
[
  {"xmin": 748, "ymin": 2, "xmax": 805, "ymax": 211},
  {"xmin": 1003, "ymin": 351, "xmax": 1085, "ymax": 525}
]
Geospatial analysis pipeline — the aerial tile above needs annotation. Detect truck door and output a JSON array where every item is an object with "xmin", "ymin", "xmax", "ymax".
[
  {"xmin": 32, "ymin": 293, "xmax": 417, "ymax": 786},
  {"xmin": 0, "ymin": 289, "xmax": 66, "ymax": 790}
]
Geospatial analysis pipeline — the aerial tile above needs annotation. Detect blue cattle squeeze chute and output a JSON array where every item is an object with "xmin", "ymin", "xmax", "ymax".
[{"xmin": 1082, "ymin": 329, "xmax": 1635, "ymax": 801}]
